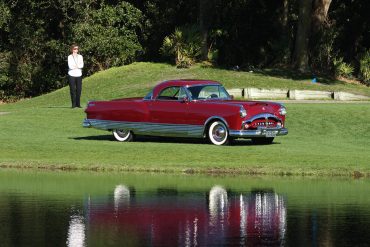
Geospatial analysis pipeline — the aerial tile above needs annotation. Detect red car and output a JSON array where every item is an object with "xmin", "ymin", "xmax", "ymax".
[
  {"xmin": 84, "ymin": 186, "xmax": 286, "ymax": 246},
  {"xmin": 83, "ymin": 79, "xmax": 288, "ymax": 145}
]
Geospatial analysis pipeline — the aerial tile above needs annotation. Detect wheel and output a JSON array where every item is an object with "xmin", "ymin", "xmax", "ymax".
[
  {"xmin": 112, "ymin": 129, "xmax": 134, "ymax": 142},
  {"xmin": 208, "ymin": 121, "xmax": 229, "ymax": 145},
  {"xmin": 251, "ymin": 137, "xmax": 274, "ymax": 145}
]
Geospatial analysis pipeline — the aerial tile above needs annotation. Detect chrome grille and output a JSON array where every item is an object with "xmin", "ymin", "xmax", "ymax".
[{"xmin": 255, "ymin": 122, "xmax": 275, "ymax": 126}]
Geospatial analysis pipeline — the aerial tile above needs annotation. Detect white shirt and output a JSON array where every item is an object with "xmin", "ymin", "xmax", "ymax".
[{"xmin": 68, "ymin": 54, "xmax": 84, "ymax": 77}]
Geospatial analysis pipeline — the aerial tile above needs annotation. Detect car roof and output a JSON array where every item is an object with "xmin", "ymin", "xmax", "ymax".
[
  {"xmin": 152, "ymin": 79, "xmax": 221, "ymax": 98},
  {"xmin": 158, "ymin": 79, "xmax": 221, "ymax": 87}
]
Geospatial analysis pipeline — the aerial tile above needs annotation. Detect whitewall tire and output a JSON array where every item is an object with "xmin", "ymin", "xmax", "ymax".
[
  {"xmin": 112, "ymin": 129, "xmax": 134, "ymax": 142},
  {"xmin": 208, "ymin": 121, "xmax": 229, "ymax": 145}
]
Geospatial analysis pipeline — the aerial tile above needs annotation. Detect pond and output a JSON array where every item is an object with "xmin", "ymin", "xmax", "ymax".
[{"xmin": 0, "ymin": 170, "xmax": 370, "ymax": 246}]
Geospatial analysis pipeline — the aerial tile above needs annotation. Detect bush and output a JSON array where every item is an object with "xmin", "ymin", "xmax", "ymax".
[
  {"xmin": 161, "ymin": 25, "xmax": 202, "ymax": 68},
  {"xmin": 0, "ymin": 52, "xmax": 10, "ymax": 94},
  {"xmin": 310, "ymin": 28, "xmax": 338, "ymax": 73},
  {"xmin": 333, "ymin": 57, "xmax": 354, "ymax": 78},
  {"xmin": 359, "ymin": 50, "xmax": 370, "ymax": 85}
]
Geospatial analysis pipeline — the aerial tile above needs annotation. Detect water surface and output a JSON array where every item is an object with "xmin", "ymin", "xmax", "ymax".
[{"xmin": 0, "ymin": 170, "xmax": 369, "ymax": 246}]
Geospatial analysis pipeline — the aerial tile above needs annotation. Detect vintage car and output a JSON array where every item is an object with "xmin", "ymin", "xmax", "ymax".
[
  {"xmin": 81, "ymin": 185, "xmax": 286, "ymax": 246},
  {"xmin": 83, "ymin": 79, "xmax": 288, "ymax": 145}
]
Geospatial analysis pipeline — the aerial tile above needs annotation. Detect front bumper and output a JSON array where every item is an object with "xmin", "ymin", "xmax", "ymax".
[{"xmin": 229, "ymin": 127, "xmax": 288, "ymax": 138}]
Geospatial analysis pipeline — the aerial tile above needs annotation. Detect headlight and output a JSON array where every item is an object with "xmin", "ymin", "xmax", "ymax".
[
  {"xmin": 240, "ymin": 107, "xmax": 247, "ymax": 118},
  {"xmin": 279, "ymin": 106, "xmax": 287, "ymax": 116}
]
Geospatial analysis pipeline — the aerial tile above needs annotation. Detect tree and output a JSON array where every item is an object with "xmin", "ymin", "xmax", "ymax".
[
  {"xmin": 0, "ymin": 0, "xmax": 143, "ymax": 99},
  {"xmin": 71, "ymin": 2, "xmax": 143, "ymax": 73},
  {"xmin": 312, "ymin": 0, "xmax": 332, "ymax": 30},
  {"xmin": 293, "ymin": 0, "xmax": 313, "ymax": 72},
  {"xmin": 199, "ymin": 0, "xmax": 208, "ymax": 61}
]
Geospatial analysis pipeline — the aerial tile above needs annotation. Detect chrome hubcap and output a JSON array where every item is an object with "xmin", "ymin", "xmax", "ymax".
[
  {"xmin": 212, "ymin": 125, "xmax": 226, "ymax": 142},
  {"xmin": 116, "ymin": 129, "xmax": 129, "ymax": 137}
]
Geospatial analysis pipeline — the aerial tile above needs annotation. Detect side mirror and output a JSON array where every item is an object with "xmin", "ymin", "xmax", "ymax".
[{"xmin": 230, "ymin": 95, "xmax": 234, "ymax": 100}]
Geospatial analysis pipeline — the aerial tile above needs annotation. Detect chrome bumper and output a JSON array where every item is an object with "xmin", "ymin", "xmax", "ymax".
[
  {"xmin": 229, "ymin": 127, "xmax": 288, "ymax": 138},
  {"xmin": 82, "ymin": 119, "xmax": 92, "ymax": 128}
]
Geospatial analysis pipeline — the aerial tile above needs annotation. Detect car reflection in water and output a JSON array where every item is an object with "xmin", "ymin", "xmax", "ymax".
[
  {"xmin": 66, "ymin": 214, "xmax": 86, "ymax": 247},
  {"xmin": 67, "ymin": 185, "xmax": 286, "ymax": 246}
]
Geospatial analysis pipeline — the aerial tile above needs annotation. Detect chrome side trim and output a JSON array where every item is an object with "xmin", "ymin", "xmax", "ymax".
[
  {"xmin": 229, "ymin": 127, "xmax": 288, "ymax": 138},
  {"xmin": 83, "ymin": 119, "xmax": 204, "ymax": 138}
]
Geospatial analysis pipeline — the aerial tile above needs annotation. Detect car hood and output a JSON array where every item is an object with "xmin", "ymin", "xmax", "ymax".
[{"xmin": 206, "ymin": 99, "xmax": 282, "ymax": 116}]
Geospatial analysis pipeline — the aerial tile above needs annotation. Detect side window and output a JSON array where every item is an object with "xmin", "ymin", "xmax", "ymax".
[
  {"xmin": 157, "ymin": 86, "xmax": 186, "ymax": 100},
  {"xmin": 199, "ymin": 85, "xmax": 219, "ymax": 98},
  {"xmin": 219, "ymin": 86, "xmax": 230, "ymax": 98}
]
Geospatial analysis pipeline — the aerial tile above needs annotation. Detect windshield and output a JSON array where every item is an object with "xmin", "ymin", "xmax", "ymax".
[
  {"xmin": 186, "ymin": 85, "xmax": 230, "ymax": 100},
  {"xmin": 143, "ymin": 90, "xmax": 153, "ymax": 100}
]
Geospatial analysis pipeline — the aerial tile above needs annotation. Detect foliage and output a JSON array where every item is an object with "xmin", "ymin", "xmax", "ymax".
[
  {"xmin": 333, "ymin": 57, "xmax": 354, "ymax": 78},
  {"xmin": 1, "ymin": 0, "xmax": 370, "ymax": 99},
  {"xmin": 130, "ymin": 0, "xmax": 199, "ymax": 61},
  {"xmin": 71, "ymin": 2, "xmax": 143, "ymax": 74},
  {"xmin": 359, "ymin": 50, "xmax": 370, "ymax": 85},
  {"xmin": 310, "ymin": 28, "xmax": 338, "ymax": 73},
  {"xmin": 0, "ymin": 0, "xmax": 10, "ymax": 31},
  {"xmin": 161, "ymin": 26, "xmax": 202, "ymax": 68},
  {"xmin": 0, "ymin": 0, "xmax": 143, "ymax": 100},
  {"xmin": 0, "ymin": 51, "xmax": 9, "ymax": 100}
]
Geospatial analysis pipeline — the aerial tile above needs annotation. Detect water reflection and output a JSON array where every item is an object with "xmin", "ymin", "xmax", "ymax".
[
  {"xmin": 2, "ymin": 172, "xmax": 370, "ymax": 246},
  {"xmin": 86, "ymin": 185, "xmax": 286, "ymax": 246},
  {"xmin": 67, "ymin": 214, "xmax": 85, "ymax": 247},
  {"xmin": 114, "ymin": 184, "xmax": 130, "ymax": 211}
]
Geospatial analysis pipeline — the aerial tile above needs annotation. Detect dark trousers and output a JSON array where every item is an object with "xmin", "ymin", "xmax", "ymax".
[{"xmin": 68, "ymin": 76, "xmax": 82, "ymax": 108}]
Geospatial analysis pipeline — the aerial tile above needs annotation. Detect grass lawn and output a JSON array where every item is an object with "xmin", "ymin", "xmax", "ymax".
[{"xmin": 0, "ymin": 62, "xmax": 369, "ymax": 177}]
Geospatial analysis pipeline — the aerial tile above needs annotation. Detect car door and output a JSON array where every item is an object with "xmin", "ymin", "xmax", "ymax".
[{"xmin": 148, "ymin": 86, "xmax": 189, "ymax": 124}]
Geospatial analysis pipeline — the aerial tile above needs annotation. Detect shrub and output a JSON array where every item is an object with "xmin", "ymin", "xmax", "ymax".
[
  {"xmin": 333, "ymin": 57, "xmax": 354, "ymax": 78},
  {"xmin": 161, "ymin": 25, "xmax": 202, "ymax": 68},
  {"xmin": 359, "ymin": 50, "xmax": 370, "ymax": 85},
  {"xmin": 310, "ymin": 28, "xmax": 338, "ymax": 73}
]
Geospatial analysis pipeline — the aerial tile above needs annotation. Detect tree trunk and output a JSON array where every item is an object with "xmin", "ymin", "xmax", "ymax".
[
  {"xmin": 278, "ymin": 0, "xmax": 290, "ymax": 64},
  {"xmin": 312, "ymin": 0, "xmax": 332, "ymax": 30},
  {"xmin": 281, "ymin": 0, "xmax": 289, "ymax": 29},
  {"xmin": 310, "ymin": 0, "xmax": 333, "ymax": 70},
  {"xmin": 293, "ymin": 0, "xmax": 313, "ymax": 72},
  {"xmin": 199, "ymin": 0, "xmax": 208, "ymax": 61}
]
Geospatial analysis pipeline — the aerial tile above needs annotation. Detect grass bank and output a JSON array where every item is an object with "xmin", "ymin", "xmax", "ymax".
[
  {"xmin": 1, "ymin": 169, "xmax": 370, "ymax": 207},
  {"xmin": 0, "ymin": 62, "xmax": 369, "ymax": 177}
]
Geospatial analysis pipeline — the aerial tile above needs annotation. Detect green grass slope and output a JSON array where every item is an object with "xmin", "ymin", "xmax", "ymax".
[{"xmin": 0, "ymin": 62, "xmax": 369, "ymax": 176}]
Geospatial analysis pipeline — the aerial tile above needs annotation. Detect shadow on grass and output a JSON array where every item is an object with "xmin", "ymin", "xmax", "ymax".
[
  {"xmin": 72, "ymin": 135, "xmax": 114, "ymax": 142},
  {"xmin": 45, "ymin": 106, "xmax": 74, "ymax": 109},
  {"xmin": 72, "ymin": 135, "xmax": 208, "ymax": 145},
  {"xmin": 72, "ymin": 135, "xmax": 281, "ymax": 146}
]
